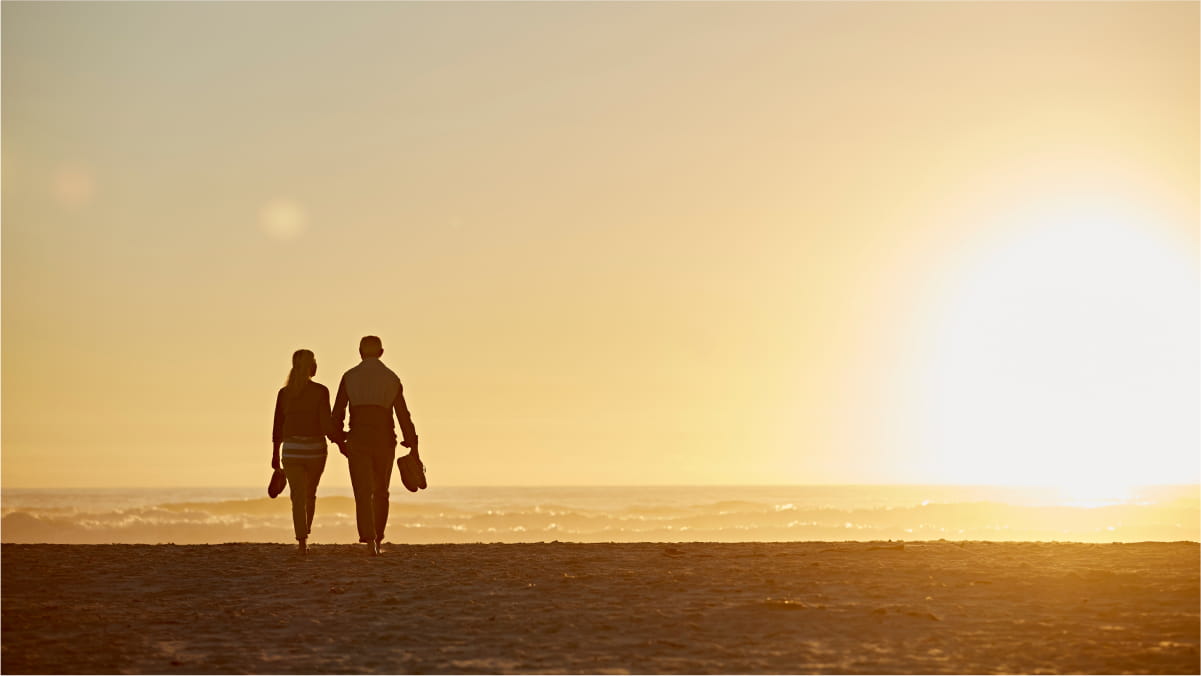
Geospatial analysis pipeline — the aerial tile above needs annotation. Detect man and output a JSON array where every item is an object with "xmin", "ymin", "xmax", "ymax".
[{"xmin": 332, "ymin": 335, "xmax": 419, "ymax": 556}]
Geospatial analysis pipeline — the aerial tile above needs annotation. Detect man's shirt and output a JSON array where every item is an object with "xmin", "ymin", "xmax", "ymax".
[{"xmin": 332, "ymin": 358, "xmax": 417, "ymax": 448}]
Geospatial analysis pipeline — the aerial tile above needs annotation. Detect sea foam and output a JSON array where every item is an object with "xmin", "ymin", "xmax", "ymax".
[{"xmin": 2, "ymin": 485, "xmax": 1196, "ymax": 544}]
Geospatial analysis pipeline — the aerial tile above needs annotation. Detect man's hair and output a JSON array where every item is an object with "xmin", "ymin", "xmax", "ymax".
[{"xmin": 359, "ymin": 335, "xmax": 383, "ymax": 358}]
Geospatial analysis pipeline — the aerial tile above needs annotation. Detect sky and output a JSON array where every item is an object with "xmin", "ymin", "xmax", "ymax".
[{"xmin": 2, "ymin": 1, "xmax": 1197, "ymax": 491}]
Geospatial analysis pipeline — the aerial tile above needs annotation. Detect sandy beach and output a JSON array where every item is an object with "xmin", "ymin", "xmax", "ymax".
[{"xmin": 2, "ymin": 541, "xmax": 1197, "ymax": 674}]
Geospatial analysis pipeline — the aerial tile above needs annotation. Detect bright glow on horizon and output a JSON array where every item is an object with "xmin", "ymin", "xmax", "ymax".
[{"xmin": 914, "ymin": 201, "xmax": 1199, "ymax": 491}]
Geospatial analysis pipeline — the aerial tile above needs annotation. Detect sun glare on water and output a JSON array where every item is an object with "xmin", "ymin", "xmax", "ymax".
[{"xmin": 1056, "ymin": 479, "xmax": 1135, "ymax": 508}]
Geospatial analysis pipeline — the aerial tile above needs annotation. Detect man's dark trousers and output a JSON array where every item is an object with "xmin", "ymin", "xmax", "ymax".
[{"xmin": 346, "ymin": 432, "xmax": 396, "ymax": 543}]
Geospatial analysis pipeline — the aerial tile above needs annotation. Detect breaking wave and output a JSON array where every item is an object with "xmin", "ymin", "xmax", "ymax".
[{"xmin": 2, "ymin": 486, "xmax": 1196, "ymax": 544}]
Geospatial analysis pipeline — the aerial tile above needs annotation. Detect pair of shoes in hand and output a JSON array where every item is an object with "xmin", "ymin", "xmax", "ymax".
[{"xmin": 397, "ymin": 452, "xmax": 427, "ymax": 492}]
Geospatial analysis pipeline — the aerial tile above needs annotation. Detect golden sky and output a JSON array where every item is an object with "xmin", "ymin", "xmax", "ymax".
[{"xmin": 2, "ymin": 2, "xmax": 1197, "ymax": 490}]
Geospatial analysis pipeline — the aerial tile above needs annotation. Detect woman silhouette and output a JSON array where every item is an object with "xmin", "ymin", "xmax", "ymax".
[{"xmin": 271, "ymin": 349, "xmax": 337, "ymax": 554}]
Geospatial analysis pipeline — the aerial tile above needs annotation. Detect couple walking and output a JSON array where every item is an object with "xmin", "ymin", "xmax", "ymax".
[{"xmin": 271, "ymin": 335, "xmax": 419, "ymax": 556}]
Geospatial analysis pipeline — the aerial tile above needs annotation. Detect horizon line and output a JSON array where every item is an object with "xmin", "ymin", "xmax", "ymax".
[{"xmin": 4, "ymin": 482, "xmax": 1199, "ymax": 491}]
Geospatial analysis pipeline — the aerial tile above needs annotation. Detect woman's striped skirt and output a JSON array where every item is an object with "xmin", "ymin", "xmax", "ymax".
[{"xmin": 281, "ymin": 435, "xmax": 327, "ymax": 460}]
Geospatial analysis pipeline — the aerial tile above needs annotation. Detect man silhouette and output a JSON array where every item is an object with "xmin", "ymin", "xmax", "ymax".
[{"xmin": 332, "ymin": 335, "xmax": 418, "ymax": 556}]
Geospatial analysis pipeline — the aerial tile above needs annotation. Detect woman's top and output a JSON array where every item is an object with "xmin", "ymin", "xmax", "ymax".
[{"xmin": 272, "ymin": 381, "xmax": 335, "ymax": 445}]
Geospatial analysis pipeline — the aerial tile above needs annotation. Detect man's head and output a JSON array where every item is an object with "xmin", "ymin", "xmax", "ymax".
[{"xmin": 359, "ymin": 335, "xmax": 384, "ymax": 359}]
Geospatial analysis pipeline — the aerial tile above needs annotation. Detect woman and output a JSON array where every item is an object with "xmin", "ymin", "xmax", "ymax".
[{"xmin": 271, "ymin": 349, "xmax": 336, "ymax": 554}]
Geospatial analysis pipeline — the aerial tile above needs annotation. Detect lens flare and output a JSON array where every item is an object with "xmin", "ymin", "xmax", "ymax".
[
  {"xmin": 259, "ymin": 199, "xmax": 307, "ymax": 240},
  {"xmin": 52, "ymin": 164, "xmax": 95, "ymax": 207}
]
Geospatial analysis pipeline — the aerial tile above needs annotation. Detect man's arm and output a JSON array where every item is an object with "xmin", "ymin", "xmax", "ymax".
[
  {"xmin": 393, "ymin": 383, "xmax": 418, "ymax": 453},
  {"xmin": 331, "ymin": 375, "xmax": 349, "ymax": 444}
]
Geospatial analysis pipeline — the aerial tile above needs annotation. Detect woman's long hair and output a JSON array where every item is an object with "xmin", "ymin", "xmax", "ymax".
[{"xmin": 284, "ymin": 349, "xmax": 316, "ymax": 399}]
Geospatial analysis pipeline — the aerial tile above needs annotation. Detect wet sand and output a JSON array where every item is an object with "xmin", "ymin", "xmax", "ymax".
[{"xmin": 2, "ymin": 541, "xmax": 1198, "ymax": 674}]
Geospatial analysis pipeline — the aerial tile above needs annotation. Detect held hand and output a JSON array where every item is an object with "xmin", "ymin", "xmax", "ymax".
[
  {"xmin": 271, "ymin": 455, "xmax": 281, "ymax": 471},
  {"xmin": 336, "ymin": 441, "xmax": 349, "ymax": 458}
]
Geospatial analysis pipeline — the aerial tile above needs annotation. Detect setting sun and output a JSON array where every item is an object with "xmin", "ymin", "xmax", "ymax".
[{"xmin": 908, "ymin": 196, "xmax": 1198, "ymax": 492}]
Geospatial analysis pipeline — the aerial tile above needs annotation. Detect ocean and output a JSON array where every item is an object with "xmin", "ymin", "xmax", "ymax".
[{"xmin": 1, "ymin": 485, "xmax": 1197, "ymax": 545}]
